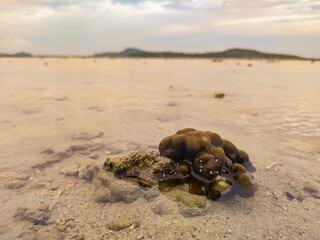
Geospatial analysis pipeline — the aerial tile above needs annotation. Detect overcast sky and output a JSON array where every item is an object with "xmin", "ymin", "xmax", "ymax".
[{"xmin": 1, "ymin": 0, "xmax": 319, "ymax": 57}]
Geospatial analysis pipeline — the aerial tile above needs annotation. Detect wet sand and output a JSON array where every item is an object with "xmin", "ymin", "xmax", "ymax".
[{"xmin": 0, "ymin": 58, "xmax": 319, "ymax": 239}]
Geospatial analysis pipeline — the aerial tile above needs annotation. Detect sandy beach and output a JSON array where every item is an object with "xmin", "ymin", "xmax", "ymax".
[{"xmin": 0, "ymin": 58, "xmax": 319, "ymax": 239}]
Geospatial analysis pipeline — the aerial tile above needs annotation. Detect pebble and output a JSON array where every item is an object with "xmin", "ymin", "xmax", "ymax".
[
  {"xmin": 107, "ymin": 220, "xmax": 134, "ymax": 231},
  {"xmin": 89, "ymin": 154, "xmax": 99, "ymax": 160},
  {"xmin": 28, "ymin": 180, "xmax": 47, "ymax": 189},
  {"xmin": 5, "ymin": 179, "xmax": 26, "ymax": 189},
  {"xmin": 38, "ymin": 203, "xmax": 49, "ymax": 212},
  {"xmin": 50, "ymin": 184, "xmax": 60, "ymax": 191},
  {"xmin": 303, "ymin": 183, "xmax": 320, "ymax": 199},
  {"xmin": 78, "ymin": 166, "xmax": 90, "ymax": 180},
  {"xmin": 178, "ymin": 204, "xmax": 208, "ymax": 218},
  {"xmin": 73, "ymin": 234, "xmax": 85, "ymax": 240},
  {"xmin": 60, "ymin": 164, "xmax": 79, "ymax": 176}
]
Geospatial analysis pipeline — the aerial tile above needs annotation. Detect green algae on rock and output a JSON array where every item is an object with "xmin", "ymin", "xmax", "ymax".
[{"xmin": 97, "ymin": 128, "xmax": 257, "ymax": 207}]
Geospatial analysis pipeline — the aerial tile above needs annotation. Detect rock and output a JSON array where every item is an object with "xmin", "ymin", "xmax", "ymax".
[
  {"xmin": 15, "ymin": 207, "xmax": 51, "ymax": 226},
  {"xmin": 28, "ymin": 180, "xmax": 47, "ymax": 189},
  {"xmin": 78, "ymin": 166, "xmax": 90, "ymax": 180},
  {"xmin": 265, "ymin": 163, "xmax": 282, "ymax": 171},
  {"xmin": 32, "ymin": 225, "xmax": 41, "ymax": 231},
  {"xmin": 104, "ymin": 150, "xmax": 170, "ymax": 187},
  {"xmin": 56, "ymin": 223, "xmax": 67, "ymax": 232},
  {"xmin": 73, "ymin": 234, "xmax": 85, "ymax": 240},
  {"xmin": 160, "ymin": 184, "xmax": 207, "ymax": 208},
  {"xmin": 303, "ymin": 183, "xmax": 320, "ymax": 199},
  {"xmin": 214, "ymin": 93, "xmax": 225, "ymax": 99},
  {"xmin": 50, "ymin": 183, "xmax": 60, "ymax": 191},
  {"xmin": 16, "ymin": 175, "xmax": 30, "ymax": 181},
  {"xmin": 212, "ymin": 180, "xmax": 232, "ymax": 195},
  {"xmin": 41, "ymin": 148, "xmax": 55, "ymax": 155},
  {"xmin": 60, "ymin": 163, "xmax": 79, "ymax": 176},
  {"xmin": 5, "ymin": 179, "xmax": 26, "ymax": 189},
  {"xmin": 94, "ymin": 187, "xmax": 113, "ymax": 203},
  {"xmin": 38, "ymin": 203, "xmax": 49, "ymax": 212},
  {"xmin": 152, "ymin": 203, "xmax": 173, "ymax": 216},
  {"xmin": 94, "ymin": 170, "xmax": 141, "ymax": 203},
  {"xmin": 107, "ymin": 220, "xmax": 134, "ymax": 231},
  {"xmin": 178, "ymin": 204, "xmax": 208, "ymax": 217},
  {"xmin": 143, "ymin": 188, "xmax": 160, "ymax": 202},
  {"xmin": 89, "ymin": 154, "xmax": 99, "ymax": 160}
]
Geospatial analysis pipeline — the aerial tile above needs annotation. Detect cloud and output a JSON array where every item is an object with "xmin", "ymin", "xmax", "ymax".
[
  {"xmin": 0, "ymin": 0, "xmax": 319, "ymax": 57},
  {"xmin": 112, "ymin": 0, "xmax": 144, "ymax": 4}
]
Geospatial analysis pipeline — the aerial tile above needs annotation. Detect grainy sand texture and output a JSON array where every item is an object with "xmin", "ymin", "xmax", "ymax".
[{"xmin": 0, "ymin": 58, "xmax": 320, "ymax": 239}]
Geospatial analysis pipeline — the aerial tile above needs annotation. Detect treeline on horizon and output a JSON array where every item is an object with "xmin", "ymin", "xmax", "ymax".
[
  {"xmin": 1, "ymin": 48, "xmax": 318, "ymax": 60},
  {"xmin": 128, "ymin": 49, "xmax": 301, "ymax": 59}
]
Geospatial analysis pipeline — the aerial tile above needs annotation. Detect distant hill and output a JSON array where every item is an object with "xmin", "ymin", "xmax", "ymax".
[
  {"xmin": 94, "ymin": 48, "xmax": 143, "ymax": 57},
  {"xmin": 14, "ymin": 52, "xmax": 32, "ymax": 57},
  {"xmin": 0, "ymin": 52, "xmax": 32, "ymax": 57},
  {"xmin": 0, "ymin": 48, "xmax": 315, "ymax": 60},
  {"xmin": 127, "ymin": 48, "xmax": 302, "ymax": 59}
]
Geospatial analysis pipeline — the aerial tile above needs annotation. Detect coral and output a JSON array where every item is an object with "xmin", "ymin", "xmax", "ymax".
[
  {"xmin": 212, "ymin": 180, "xmax": 232, "ymax": 195},
  {"xmin": 104, "ymin": 150, "xmax": 171, "ymax": 186},
  {"xmin": 238, "ymin": 149, "xmax": 249, "ymax": 164},
  {"xmin": 236, "ymin": 173, "xmax": 256, "ymax": 190},
  {"xmin": 192, "ymin": 152, "xmax": 222, "ymax": 180},
  {"xmin": 99, "ymin": 128, "xmax": 257, "ymax": 207},
  {"xmin": 222, "ymin": 139, "xmax": 240, "ymax": 163},
  {"xmin": 159, "ymin": 184, "xmax": 207, "ymax": 208}
]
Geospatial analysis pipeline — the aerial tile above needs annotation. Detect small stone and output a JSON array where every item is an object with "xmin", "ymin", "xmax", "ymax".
[
  {"xmin": 66, "ymin": 221, "xmax": 76, "ymax": 228},
  {"xmin": 212, "ymin": 180, "xmax": 232, "ymax": 195},
  {"xmin": 137, "ymin": 234, "xmax": 145, "ymax": 240},
  {"xmin": 78, "ymin": 166, "xmax": 91, "ymax": 180},
  {"xmin": 94, "ymin": 170, "xmax": 141, "ymax": 203},
  {"xmin": 28, "ymin": 180, "xmax": 47, "ymax": 189},
  {"xmin": 214, "ymin": 93, "xmax": 225, "ymax": 99},
  {"xmin": 60, "ymin": 164, "xmax": 79, "ymax": 176},
  {"xmin": 73, "ymin": 234, "xmax": 85, "ymax": 240},
  {"xmin": 143, "ymin": 188, "xmax": 159, "ymax": 202},
  {"xmin": 50, "ymin": 183, "xmax": 60, "ymax": 191},
  {"xmin": 16, "ymin": 175, "xmax": 31, "ymax": 181},
  {"xmin": 303, "ymin": 183, "xmax": 320, "ymax": 199},
  {"xmin": 56, "ymin": 223, "xmax": 67, "ymax": 232},
  {"xmin": 89, "ymin": 154, "xmax": 99, "ymax": 160},
  {"xmin": 107, "ymin": 220, "xmax": 134, "ymax": 231},
  {"xmin": 5, "ymin": 180, "xmax": 26, "ymax": 189},
  {"xmin": 178, "ymin": 204, "xmax": 208, "ymax": 218},
  {"xmin": 15, "ymin": 207, "xmax": 51, "ymax": 226},
  {"xmin": 41, "ymin": 148, "xmax": 55, "ymax": 155},
  {"xmin": 32, "ymin": 225, "xmax": 41, "ymax": 231},
  {"xmin": 152, "ymin": 203, "xmax": 173, "ymax": 216},
  {"xmin": 38, "ymin": 203, "xmax": 49, "ymax": 212}
]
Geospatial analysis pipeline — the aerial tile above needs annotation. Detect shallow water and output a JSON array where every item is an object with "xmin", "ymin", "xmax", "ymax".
[{"xmin": 0, "ymin": 58, "xmax": 319, "ymax": 239}]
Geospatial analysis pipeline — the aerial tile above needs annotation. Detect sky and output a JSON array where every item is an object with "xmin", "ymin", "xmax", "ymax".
[{"xmin": 0, "ymin": 0, "xmax": 320, "ymax": 57}]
